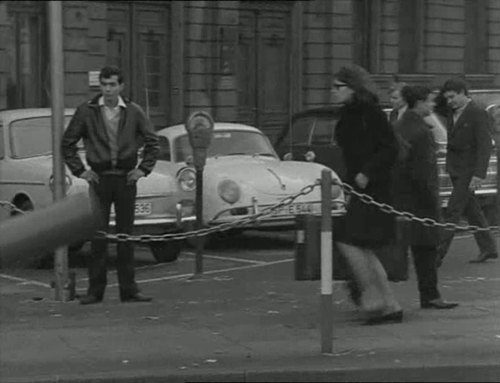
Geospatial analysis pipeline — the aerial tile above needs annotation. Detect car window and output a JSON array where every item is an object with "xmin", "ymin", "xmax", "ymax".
[
  {"xmin": 174, "ymin": 130, "xmax": 277, "ymax": 163},
  {"xmin": 158, "ymin": 135, "xmax": 171, "ymax": 161},
  {"xmin": 289, "ymin": 117, "xmax": 314, "ymax": 145},
  {"xmin": 9, "ymin": 116, "xmax": 74, "ymax": 158},
  {"xmin": 311, "ymin": 117, "xmax": 338, "ymax": 145},
  {"xmin": 470, "ymin": 91, "xmax": 500, "ymax": 108}
]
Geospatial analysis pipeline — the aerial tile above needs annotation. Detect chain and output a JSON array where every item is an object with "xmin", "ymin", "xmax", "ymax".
[
  {"xmin": 333, "ymin": 179, "xmax": 500, "ymax": 234},
  {"xmin": 3, "ymin": 177, "xmax": 497, "ymax": 243},
  {"xmin": 0, "ymin": 201, "xmax": 25, "ymax": 215},
  {"xmin": 96, "ymin": 180, "xmax": 322, "ymax": 243}
]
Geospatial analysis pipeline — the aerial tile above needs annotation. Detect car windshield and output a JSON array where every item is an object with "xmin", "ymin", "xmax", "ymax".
[
  {"xmin": 174, "ymin": 130, "xmax": 277, "ymax": 162},
  {"xmin": 9, "ymin": 116, "xmax": 76, "ymax": 158}
]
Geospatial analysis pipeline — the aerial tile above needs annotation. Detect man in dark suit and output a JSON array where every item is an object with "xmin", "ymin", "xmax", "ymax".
[
  {"xmin": 388, "ymin": 82, "xmax": 408, "ymax": 124},
  {"xmin": 437, "ymin": 78, "xmax": 498, "ymax": 265},
  {"xmin": 393, "ymin": 85, "xmax": 458, "ymax": 309}
]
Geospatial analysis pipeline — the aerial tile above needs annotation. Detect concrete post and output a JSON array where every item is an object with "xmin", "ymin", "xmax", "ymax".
[{"xmin": 320, "ymin": 169, "xmax": 333, "ymax": 354}]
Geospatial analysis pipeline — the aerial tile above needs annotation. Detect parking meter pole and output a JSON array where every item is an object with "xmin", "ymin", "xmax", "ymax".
[
  {"xmin": 185, "ymin": 111, "xmax": 214, "ymax": 277},
  {"xmin": 320, "ymin": 169, "xmax": 333, "ymax": 354},
  {"xmin": 195, "ymin": 165, "xmax": 204, "ymax": 275},
  {"xmin": 48, "ymin": 1, "xmax": 69, "ymax": 301}
]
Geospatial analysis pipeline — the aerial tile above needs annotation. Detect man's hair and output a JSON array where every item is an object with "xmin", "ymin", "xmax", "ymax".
[
  {"xmin": 99, "ymin": 65, "xmax": 124, "ymax": 84},
  {"xmin": 389, "ymin": 81, "xmax": 408, "ymax": 94},
  {"xmin": 442, "ymin": 78, "xmax": 469, "ymax": 95},
  {"xmin": 401, "ymin": 85, "xmax": 431, "ymax": 109}
]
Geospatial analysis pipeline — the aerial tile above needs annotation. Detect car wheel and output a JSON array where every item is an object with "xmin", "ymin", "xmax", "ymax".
[{"xmin": 149, "ymin": 241, "xmax": 182, "ymax": 263}]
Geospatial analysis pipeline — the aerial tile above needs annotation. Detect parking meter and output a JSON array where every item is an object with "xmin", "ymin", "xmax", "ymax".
[
  {"xmin": 185, "ymin": 111, "xmax": 214, "ymax": 170},
  {"xmin": 185, "ymin": 111, "xmax": 214, "ymax": 276}
]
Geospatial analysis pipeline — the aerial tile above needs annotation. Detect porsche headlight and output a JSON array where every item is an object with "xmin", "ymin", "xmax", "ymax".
[
  {"xmin": 177, "ymin": 167, "xmax": 196, "ymax": 192},
  {"xmin": 218, "ymin": 179, "xmax": 241, "ymax": 204}
]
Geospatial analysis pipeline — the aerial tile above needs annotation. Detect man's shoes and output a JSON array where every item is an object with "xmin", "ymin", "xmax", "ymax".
[
  {"xmin": 121, "ymin": 293, "xmax": 152, "ymax": 303},
  {"xmin": 79, "ymin": 295, "xmax": 102, "ymax": 305},
  {"xmin": 421, "ymin": 299, "xmax": 459, "ymax": 309},
  {"xmin": 364, "ymin": 310, "xmax": 403, "ymax": 326},
  {"xmin": 469, "ymin": 252, "xmax": 498, "ymax": 263}
]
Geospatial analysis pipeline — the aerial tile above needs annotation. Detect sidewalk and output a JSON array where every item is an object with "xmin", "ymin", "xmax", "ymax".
[{"xmin": 1, "ymin": 235, "xmax": 499, "ymax": 382}]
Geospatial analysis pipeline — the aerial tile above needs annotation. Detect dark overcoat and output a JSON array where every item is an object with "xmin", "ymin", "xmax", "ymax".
[
  {"xmin": 393, "ymin": 111, "xmax": 441, "ymax": 245},
  {"xmin": 446, "ymin": 101, "xmax": 493, "ymax": 180},
  {"xmin": 333, "ymin": 100, "xmax": 399, "ymax": 248}
]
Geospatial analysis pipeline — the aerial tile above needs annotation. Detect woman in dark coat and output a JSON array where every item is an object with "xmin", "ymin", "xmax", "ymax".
[{"xmin": 331, "ymin": 65, "xmax": 402, "ymax": 324}]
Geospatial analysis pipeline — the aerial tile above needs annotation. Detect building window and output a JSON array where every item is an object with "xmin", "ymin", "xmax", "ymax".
[
  {"xmin": 398, "ymin": 0, "xmax": 424, "ymax": 74},
  {"xmin": 6, "ymin": 2, "xmax": 47, "ymax": 108},
  {"xmin": 464, "ymin": 0, "xmax": 488, "ymax": 73},
  {"xmin": 353, "ymin": 0, "xmax": 381, "ymax": 72}
]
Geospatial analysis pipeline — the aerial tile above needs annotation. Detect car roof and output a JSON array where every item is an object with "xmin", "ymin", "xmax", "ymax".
[
  {"xmin": 0, "ymin": 108, "xmax": 76, "ymax": 122},
  {"xmin": 291, "ymin": 106, "xmax": 342, "ymax": 120},
  {"xmin": 157, "ymin": 122, "xmax": 263, "ymax": 138}
]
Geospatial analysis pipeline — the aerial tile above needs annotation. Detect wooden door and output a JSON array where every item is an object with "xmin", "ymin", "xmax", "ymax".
[
  {"xmin": 107, "ymin": 2, "xmax": 170, "ymax": 128},
  {"xmin": 237, "ymin": 6, "xmax": 291, "ymax": 139}
]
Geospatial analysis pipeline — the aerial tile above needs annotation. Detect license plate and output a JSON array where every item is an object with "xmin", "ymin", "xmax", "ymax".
[
  {"xmin": 135, "ymin": 202, "xmax": 152, "ymax": 216},
  {"xmin": 110, "ymin": 202, "xmax": 152, "ymax": 216},
  {"xmin": 272, "ymin": 203, "xmax": 317, "ymax": 216}
]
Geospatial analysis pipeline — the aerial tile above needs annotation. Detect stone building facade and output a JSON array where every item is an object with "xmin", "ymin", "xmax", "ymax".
[{"xmin": 0, "ymin": 0, "xmax": 499, "ymax": 139}]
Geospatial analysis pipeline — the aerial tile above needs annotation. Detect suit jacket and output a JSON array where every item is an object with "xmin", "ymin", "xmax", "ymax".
[
  {"xmin": 393, "ymin": 111, "xmax": 441, "ymax": 245},
  {"xmin": 446, "ymin": 101, "xmax": 493, "ymax": 179}
]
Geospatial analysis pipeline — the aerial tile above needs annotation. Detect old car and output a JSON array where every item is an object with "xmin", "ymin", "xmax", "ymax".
[
  {"xmin": 0, "ymin": 109, "xmax": 195, "ymax": 266},
  {"xmin": 155, "ymin": 122, "xmax": 346, "ymax": 232},
  {"xmin": 274, "ymin": 98, "xmax": 498, "ymax": 221}
]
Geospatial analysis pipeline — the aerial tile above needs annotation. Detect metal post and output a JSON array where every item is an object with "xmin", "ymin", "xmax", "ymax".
[
  {"xmin": 48, "ymin": 1, "xmax": 68, "ymax": 301},
  {"xmin": 320, "ymin": 169, "xmax": 333, "ymax": 354},
  {"xmin": 195, "ymin": 167, "xmax": 204, "ymax": 274}
]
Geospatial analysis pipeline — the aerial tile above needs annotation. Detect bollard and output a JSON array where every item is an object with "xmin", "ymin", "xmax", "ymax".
[
  {"xmin": 294, "ymin": 214, "xmax": 321, "ymax": 280},
  {"xmin": 0, "ymin": 192, "xmax": 100, "ymax": 266}
]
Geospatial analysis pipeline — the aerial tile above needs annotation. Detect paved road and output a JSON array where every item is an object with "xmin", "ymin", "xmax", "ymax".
[{"xmin": 0, "ymin": 231, "xmax": 499, "ymax": 382}]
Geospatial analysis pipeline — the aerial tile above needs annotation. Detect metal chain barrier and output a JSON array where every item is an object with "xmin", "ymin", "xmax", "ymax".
[
  {"xmin": 332, "ymin": 179, "xmax": 500, "ymax": 234},
  {"xmin": 96, "ymin": 180, "xmax": 321, "ymax": 243},
  {"xmin": 1, "ymin": 176, "xmax": 497, "ymax": 243}
]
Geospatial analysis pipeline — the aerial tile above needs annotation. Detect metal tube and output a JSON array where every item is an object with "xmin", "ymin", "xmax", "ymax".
[
  {"xmin": 320, "ymin": 169, "xmax": 333, "ymax": 354},
  {"xmin": 0, "ymin": 193, "xmax": 99, "ymax": 266},
  {"xmin": 48, "ymin": 1, "xmax": 68, "ymax": 301}
]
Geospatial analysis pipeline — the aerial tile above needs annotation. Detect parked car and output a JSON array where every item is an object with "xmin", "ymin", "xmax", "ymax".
[
  {"xmin": 155, "ymin": 122, "xmax": 346, "ymax": 232},
  {"xmin": 274, "ymin": 102, "xmax": 498, "ymax": 220},
  {"xmin": 0, "ymin": 109, "xmax": 195, "ymax": 265}
]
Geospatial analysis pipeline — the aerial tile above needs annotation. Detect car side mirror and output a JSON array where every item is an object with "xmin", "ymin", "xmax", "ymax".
[{"xmin": 283, "ymin": 152, "xmax": 292, "ymax": 161}]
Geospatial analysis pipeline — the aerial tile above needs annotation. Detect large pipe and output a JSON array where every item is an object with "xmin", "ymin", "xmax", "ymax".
[{"xmin": 0, "ymin": 193, "xmax": 100, "ymax": 267}]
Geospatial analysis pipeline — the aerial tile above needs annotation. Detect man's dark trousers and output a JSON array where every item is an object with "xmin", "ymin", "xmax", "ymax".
[
  {"xmin": 88, "ymin": 174, "xmax": 139, "ymax": 300},
  {"xmin": 411, "ymin": 245, "xmax": 440, "ymax": 304},
  {"xmin": 439, "ymin": 175, "xmax": 497, "ymax": 263}
]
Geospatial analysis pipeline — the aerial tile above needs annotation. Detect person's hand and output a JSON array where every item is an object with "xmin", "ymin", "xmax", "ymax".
[
  {"xmin": 354, "ymin": 173, "xmax": 369, "ymax": 189},
  {"xmin": 468, "ymin": 176, "xmax": 483, "ymax": 191},
  {"xmin": 127, "ymin": 168, "xmax": 145, "ymax": 185},
  {"xmin": 80, "ymin": 169, "xmax": 99, "ymax": 184}
]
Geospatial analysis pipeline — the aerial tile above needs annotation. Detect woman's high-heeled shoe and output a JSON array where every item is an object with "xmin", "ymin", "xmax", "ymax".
[{"xmin": 364, "ymin": 310, "xmax": 403, "ymax": 325}]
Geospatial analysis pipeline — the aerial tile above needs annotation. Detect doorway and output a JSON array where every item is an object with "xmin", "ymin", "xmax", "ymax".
[
  {"xmin": 106, "ymin": 2, "xmax": 171, "ymax": 128},
  {"xmin": 237, "ymin": 4, "xmax": 291, "ymax": 138}
]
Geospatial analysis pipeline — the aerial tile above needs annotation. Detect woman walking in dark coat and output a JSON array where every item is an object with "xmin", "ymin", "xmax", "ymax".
[{"xmin": 331, "ymin": 65, "xmax": 402, "ymax": 324}]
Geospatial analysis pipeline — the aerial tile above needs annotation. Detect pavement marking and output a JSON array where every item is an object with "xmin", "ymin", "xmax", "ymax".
[
  {"xmin": 183, "ymin": 251, "xmax": 267, "ymax": 265},
  {"xmin": 107, "ymin": 258, "xmax": 295, "ymax": 287},
  {"xmin": 0, "ymin": 273, "xmax": 51, "ymax": 288}
]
